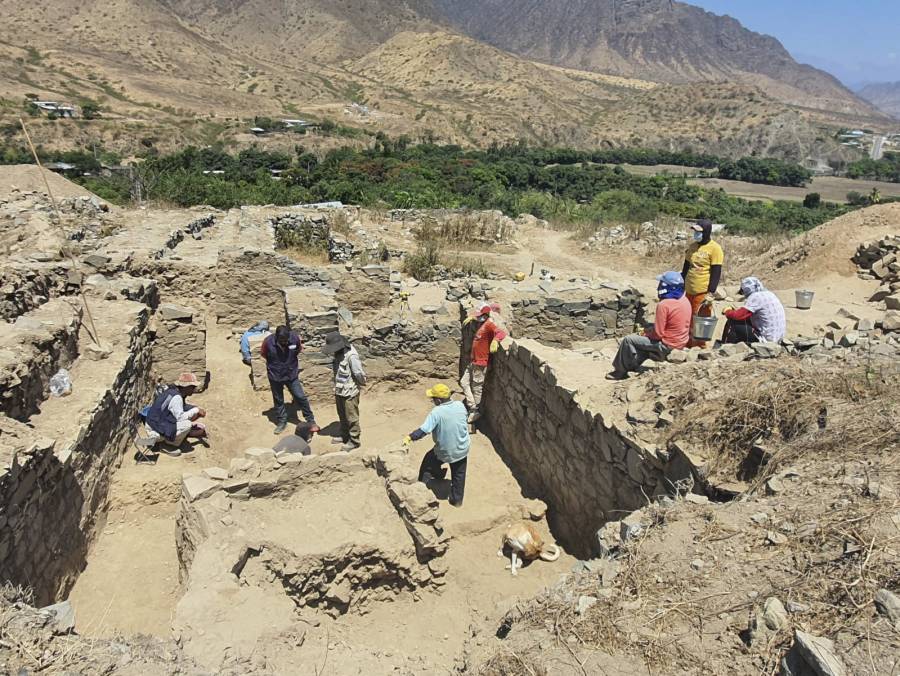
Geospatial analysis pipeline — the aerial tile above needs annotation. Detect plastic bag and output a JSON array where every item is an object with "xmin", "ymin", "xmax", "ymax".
[{"xmin": 49, "ymin": 368, "xmax": 73, "ymax": 397}]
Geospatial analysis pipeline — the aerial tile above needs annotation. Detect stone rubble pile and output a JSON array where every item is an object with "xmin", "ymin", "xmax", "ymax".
[
  {"xmin": 58, "ymin": 195, "xmax": 109, "ymax": 216},
  {"xmin": 582, "ymin": 221, "xmax": 688, "ymax": 253},
  {"xmin": 185, "ymin": 213, "xmax": 216, "ymax": 240},
  {"xmin": 855, "ymin": 235, "xmax": 900, "ymax": 330}
]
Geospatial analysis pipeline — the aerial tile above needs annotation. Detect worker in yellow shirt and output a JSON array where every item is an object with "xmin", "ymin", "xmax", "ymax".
[{"xmin": 681, "ymin": 219, "xmax": 724, "ymax": 347}]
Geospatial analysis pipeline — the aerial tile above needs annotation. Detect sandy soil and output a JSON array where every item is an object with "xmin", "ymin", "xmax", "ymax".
[
  {"xmin": 0, "ymin": 164, "xmax": 103, "ymax": 200},
  {"xmin": 68, "ymin": 317, "xmax": 573, "ymax": 647}
]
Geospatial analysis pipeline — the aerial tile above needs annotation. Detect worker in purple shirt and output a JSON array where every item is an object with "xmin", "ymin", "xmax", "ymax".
[{"xmin": 260, "ymin": 325, "xmax": 319, "ymax": 436}]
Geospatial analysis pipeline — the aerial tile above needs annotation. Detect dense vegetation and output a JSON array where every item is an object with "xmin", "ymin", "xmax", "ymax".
[
  {"xmin": 846, "ymin": 153, "xmax": 900, "ymax": 183},
  {"xmin": 717, "ymin": 157, "xmax": 812, "ymax": 187},
  {"xmin": 0, "ymin": 141, "xmax": 853, "ymax": 233}
]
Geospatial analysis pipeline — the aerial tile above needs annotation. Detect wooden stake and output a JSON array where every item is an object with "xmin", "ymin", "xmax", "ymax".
[{"xmin": 19, "ymin": 118, "xmax": 102, "ymax": 348}]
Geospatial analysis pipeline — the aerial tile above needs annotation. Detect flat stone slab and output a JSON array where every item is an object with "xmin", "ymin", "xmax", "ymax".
[
  {"xmin": 159, "ymin": 303, "xmax": 194, "ymax": 321},
  {"xmin": 183, "ymin": 475, "xmax": 221, "ymax": 502}
]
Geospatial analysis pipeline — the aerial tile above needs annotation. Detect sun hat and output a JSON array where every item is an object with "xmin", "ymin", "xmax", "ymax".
[
  {"xmin": 322, "ymin": 331, "xmax": 350, "ymax": 354},
  {"xmin": 425, "ymin": 383, "xmax": 452, "ymax": 399},
  {"xmin": 175, "ymin": 372, "xmax": 200, "ymax": 388}
]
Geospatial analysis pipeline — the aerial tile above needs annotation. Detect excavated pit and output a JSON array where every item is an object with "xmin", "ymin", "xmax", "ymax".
[{"xmin": 1, "ymin": 199, "xmax": 710, "ymax": 672}]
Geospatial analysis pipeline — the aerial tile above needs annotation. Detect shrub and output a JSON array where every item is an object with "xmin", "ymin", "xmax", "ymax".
[{"xmin": 803, "ymin": 192, "xmax": 821, "ymax": 209}]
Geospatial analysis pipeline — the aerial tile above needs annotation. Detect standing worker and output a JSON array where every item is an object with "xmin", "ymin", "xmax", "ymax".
[
  {"xmin": 460, "ymin": 302, "xmax": 507, "ymax": 423},
  {"xmin": 261, "ymin": 325, "xmax": 319, "ymax": 436},
  {"xmin": 403, "ymin": 384, "xmax": 470, "ymax": 507},
  {"xmin": 681, "ymin": 219, "xmax": 724, "ymax": 347},
  {"xmin": 322, "ymin": 331, "xmax": 366, "ymax": 452}
]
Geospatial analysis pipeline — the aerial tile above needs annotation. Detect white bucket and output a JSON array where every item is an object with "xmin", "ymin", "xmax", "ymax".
[
  {"xmin": 691, "ymin": 315, "xmax": 718, "ymax": 342},
  {"xmin": 795, "ymin": 290, "xmax": 815, "ymax": 310}
]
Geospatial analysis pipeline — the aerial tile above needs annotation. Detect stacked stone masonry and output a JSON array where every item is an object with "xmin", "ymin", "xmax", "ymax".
[
  {"xmin": 0, "ymin": 299, "xmax": 82, "ymax": 421},
  {"xmin": 0, "ymin": 301, "xmax": 154, "ymax": 603},
  {"xmin": 505, "ymin": 288, "xmax": 644, "ymax": 348},
  {"xmin": 482, "ymin": 340, "xmax": 697, "ymax": 559},
  {"xmin": 150, "ymin": 303, "xmax": 208, "ymax": 390}
]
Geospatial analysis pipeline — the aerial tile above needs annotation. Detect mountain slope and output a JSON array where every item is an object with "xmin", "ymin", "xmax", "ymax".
[
  {"xmin": 0, "ymin": 0, "xmax": 887, "ymax": 160},
  {"xmin": 434, "ymin": 0, "xmax": 883, "ymax": 118},
  {"xmin": 857, "ymin": 82, "xmax": 900, "ymax": 119},
  {"xmin": 157, "ymin": 0, "xmax": 446, "ymax": 64}
]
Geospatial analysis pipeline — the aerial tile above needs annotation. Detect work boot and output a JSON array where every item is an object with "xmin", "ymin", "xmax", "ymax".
[
  {"xmin": 340, "ymin": 441, "xmax": 360, "ymax": 453},
  {"xmin": 273, "ymin": 421, "xmax": 287, "ymax": 435}
]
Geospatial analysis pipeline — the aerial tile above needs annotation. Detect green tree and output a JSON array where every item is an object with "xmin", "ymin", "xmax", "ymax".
[
  {"xmin": 81, "ymin": 103, "xmax": 100, "ymax": 120},
  {"xmin": 803, "ymin": 192, "xmax": 821, "ymax": 209}
]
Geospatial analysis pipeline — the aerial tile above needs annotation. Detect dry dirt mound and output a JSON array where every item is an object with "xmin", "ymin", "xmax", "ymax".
[
  {"xmin": 0, "ymin": 165, "xmax": 101, "ymax": 200},
  {"xmin": 747, "ymin": 203, "xmax": 900, "ymax": 288}
]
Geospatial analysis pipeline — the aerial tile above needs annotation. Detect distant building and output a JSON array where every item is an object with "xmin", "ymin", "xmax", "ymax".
[
  {"xmin": 803, "ymin": 158, "xmax": 835, "ymax": 176},
  {"xmin": 281, "ymin": 119, "xmax": 310, "ymax": 128},
  {"xmin": 249, "ymin": 127, "xmax": 267, "ymax": 135},
  {"xmin": 44, "ymin": 162, "xmax": 77, "ymax": 173},
  {"xmin": 33, "ymin": 101, "xmax": 76, "ymax": 118}
]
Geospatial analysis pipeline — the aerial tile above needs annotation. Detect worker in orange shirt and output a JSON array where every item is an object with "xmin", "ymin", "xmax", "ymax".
[
  {"xmin": 460, "ymin": 303, "xmax": 507, "ymax": 423},
  {"xmin": 681, "ymin": 219, "xmax": 724, "ymax": 347}
]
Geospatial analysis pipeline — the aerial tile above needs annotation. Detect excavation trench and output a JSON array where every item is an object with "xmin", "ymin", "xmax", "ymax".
[{"xmin": 2, "ymin": 213, "xmax": 692, "ymax": 668}]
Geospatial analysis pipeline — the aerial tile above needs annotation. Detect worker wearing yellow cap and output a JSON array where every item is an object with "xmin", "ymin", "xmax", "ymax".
[{"xmin": 403, "ymin": 383, "xmax": 471, "ymax": 507}]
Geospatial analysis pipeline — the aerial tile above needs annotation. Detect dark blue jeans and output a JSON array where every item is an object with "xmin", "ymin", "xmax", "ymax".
[{"xmin": 269, "ymin": 377, "xmax": 316, "ymax": 425}]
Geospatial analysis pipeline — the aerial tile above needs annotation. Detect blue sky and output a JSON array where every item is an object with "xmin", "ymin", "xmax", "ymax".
[{"xmin": 689, "ymin": 1, "xmax": 900, "ymax": 88}]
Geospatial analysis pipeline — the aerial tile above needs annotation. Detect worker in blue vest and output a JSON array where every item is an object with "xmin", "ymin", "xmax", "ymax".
[
  {"xmin": 261, "ymin": 325, "xmax": 319, "ymax": 436},
  {"xmin": 145, "ymin": 372, "xmax": 207, "ymax": 455}
]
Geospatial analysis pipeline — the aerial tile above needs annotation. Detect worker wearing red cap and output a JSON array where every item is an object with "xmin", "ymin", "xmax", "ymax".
[{"xmin": 460, "ymin": 302, "xmax": 507, "ymax": 423}]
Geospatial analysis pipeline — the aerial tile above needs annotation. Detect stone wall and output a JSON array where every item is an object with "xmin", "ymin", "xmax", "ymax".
[
  {"xmin": 0, "ymin": 264, "xmax": 71, "ymax": 322},
  {"xmin": 504, "ymin": 288, "xmax": 644, "ymax": 348},
  {"xmin": 150, "ymin": 303, "xmax": 207, "ymax": 390},
  {"xmin": 210, "ymin": 250, "xmax": 328, "ymax": 327},
  {"xmin": 0, "ymin": 299, "xmax": 82, "ymax": 421},
  {"xmin": 0, "ymin": 304, "xmax": 154, "ymax": 603},
  {"xmin": 481, "ymin": 340, "xmax": 682, "ymax": 559}
]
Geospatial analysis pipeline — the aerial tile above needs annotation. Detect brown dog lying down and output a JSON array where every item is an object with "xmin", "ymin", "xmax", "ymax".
[{"xmin": 497, "ymin": 522, "xmax": 561, "ymax": 576}]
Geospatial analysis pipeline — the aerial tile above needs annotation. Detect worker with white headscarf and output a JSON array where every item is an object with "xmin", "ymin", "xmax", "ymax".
[{"xmin": 722, "ymin": 277, "xmax": 786, "ymax": 344}]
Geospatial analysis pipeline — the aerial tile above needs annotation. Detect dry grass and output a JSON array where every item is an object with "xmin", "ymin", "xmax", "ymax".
[
  {"xmin": 666, "ymin": 362, "xmax": 900, "ymax": 484},
  {"xmin": 481, "ymin": 359, "xmax": 900, "ymax": 675}
]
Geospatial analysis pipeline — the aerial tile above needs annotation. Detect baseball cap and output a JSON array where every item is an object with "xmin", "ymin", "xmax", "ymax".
[{"xmin": 656, "ymin": 271, "xmax": 685, "ymax": 286}]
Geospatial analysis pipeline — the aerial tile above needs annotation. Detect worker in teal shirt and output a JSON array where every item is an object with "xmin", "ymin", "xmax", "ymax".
[{"xmin": 404, "ymin": 383, "xmax": 471, "ymax": 507}]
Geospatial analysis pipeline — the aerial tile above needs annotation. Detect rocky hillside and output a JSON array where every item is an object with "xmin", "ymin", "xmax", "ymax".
[
  {"xmin": 0, "ymin": 0, "xmax": 890, "ymax": 158},
  {"xmin": 435, "ymin": 0, "xmax": 884, "ymax": 118},
  {"xmin": 857, "ymin": 82, "xmax": 900, "ymax": 119}
]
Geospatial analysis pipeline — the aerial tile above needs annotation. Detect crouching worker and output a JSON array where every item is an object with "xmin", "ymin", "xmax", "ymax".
[
  {"xmin": 145, "ymin": 372, "xmax": 207, "ymax": 455},
  {"xmin": 607, "ymin": 271, "xmax": 691, "ymax": 380},
  {"xmin": 403, "ymin": 384, "xmax": 470, "ymax": 507},
  {"xmin": 322, "ymin": 331, "xmax": 366, "ymax": 452},
  {"xmin": 722, "ymin": 277, "xmax": 786, "ymax": 344}
]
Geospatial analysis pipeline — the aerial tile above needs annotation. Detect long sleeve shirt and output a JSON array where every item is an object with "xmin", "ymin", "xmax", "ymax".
[
  {"xmin": 168, "ymin": 394, "xmax": 198, "ymax": 422},
  {"xmin": 646, "ymin": 295, "xmax": 691, "ymax": 349},
  {"xmin": 333, "ymin": 345, "xmax": 366, "ymax": 397}
]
